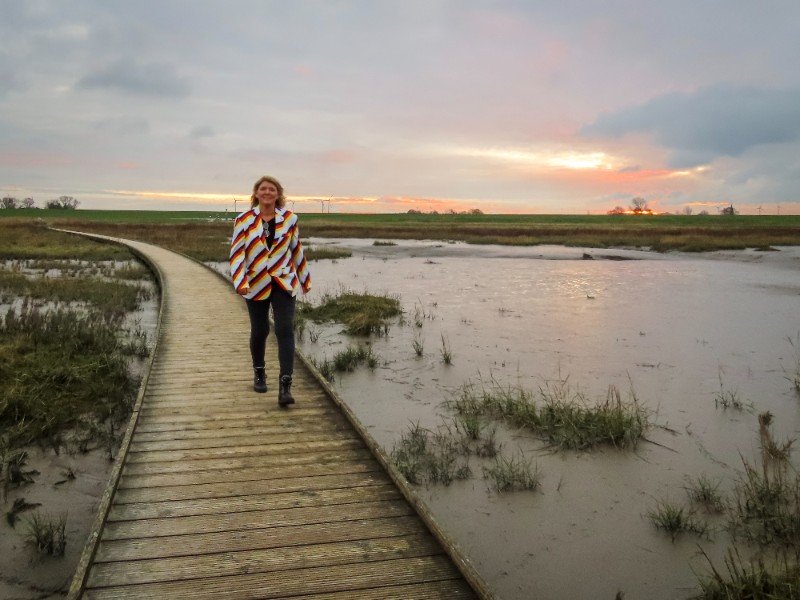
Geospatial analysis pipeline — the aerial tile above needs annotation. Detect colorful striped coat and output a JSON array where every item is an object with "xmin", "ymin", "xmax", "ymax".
[{"xmin": 229, "ymin": 206, "xmax": 311, "ymax": 300}]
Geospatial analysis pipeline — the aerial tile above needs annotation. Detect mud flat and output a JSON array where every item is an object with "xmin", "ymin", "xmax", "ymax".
[{"xmin": 278, "ymin": 239, "xmax": 800, "ymax": 599}]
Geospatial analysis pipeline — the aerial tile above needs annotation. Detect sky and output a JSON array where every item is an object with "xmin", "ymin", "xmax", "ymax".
[{"xmin": 2, "ymin": 1, "xmax": 800, "ymax": 214}]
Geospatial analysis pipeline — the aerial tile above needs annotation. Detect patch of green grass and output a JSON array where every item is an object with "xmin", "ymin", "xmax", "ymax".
[
  {"xmin": 483, "ymin": 453, "xmax": 540, "ymax": 493},
  {"xmin": 373, "ymin": 240, "xmax": 397, "ymax": 246},
  {"xmin": 647, "ymin": 501, "xmax": 708, "ymax": 541},
  {"xmin": 448, "ymin": 378, "xmax": 649, "ymax": 451},
  {"xmin": 305, "ymin": 246, "xmax": 352, "ymax": 261},
  {"xmin": 299, "ymin": 288, "xmax": 401, "ymax": 336}
]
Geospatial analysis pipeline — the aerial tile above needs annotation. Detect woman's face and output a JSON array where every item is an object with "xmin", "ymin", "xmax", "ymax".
[{"xmin": 255, "ymin": 181, "xmax": 279, "ymax": 208}]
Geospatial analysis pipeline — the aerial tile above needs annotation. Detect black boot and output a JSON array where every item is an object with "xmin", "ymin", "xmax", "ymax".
[
  {"xmin": 253, "ymin": 367, "xmax": 267, "ymax": 393},
  {"xmin": 278, "ymin": 374, "xmax": 295, "ymax": 407}
]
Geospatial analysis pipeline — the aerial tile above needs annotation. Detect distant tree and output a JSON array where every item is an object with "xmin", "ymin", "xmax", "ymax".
[
  {"xmin": 407, "ymin": 209, "xmax": 422, "ymax": 214},
  {"xmin": 607, "ymin": 205, "xmax": 626, "ymax": 215},
  {"xmin": 630, "ymin": 197, "xmax": 648, "ymax": 214},
  {"xmin": 698, "ymin": 210, "xmax": 709, "ymax": 216},
  {"xmin": 45, "ymin": 195, "xmax": 80, "ymax": 210},
  {"xmin": 468, "ymin": 208, "xmax": 484, "ymax": 215},
  {"xmin": 1, "ymin": 196, "xmax": 19, "ymax": 209},
  {"xmin": 21, "ymin": 197, "xmax": 36, "ymax": 209},
  {"xmin": 720, "ymin": 204, "xmax": 737, "ymax": 216},
  {"xmin": 681, "ymin": 206, "xmax": 693, "ymax": 215}
]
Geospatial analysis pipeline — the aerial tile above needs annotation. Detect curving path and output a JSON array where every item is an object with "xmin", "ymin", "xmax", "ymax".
[{"xmin": 67, "ymin": 235, "xmax": 483, "ymax": 600}]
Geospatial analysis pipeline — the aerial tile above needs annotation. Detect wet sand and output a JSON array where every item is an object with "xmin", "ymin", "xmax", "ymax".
[{"xmin": 288, "ymin": 240, "xmax": 800, "ymax": 599}]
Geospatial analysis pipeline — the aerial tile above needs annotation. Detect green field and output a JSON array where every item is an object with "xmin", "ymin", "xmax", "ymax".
[{"xmin": 1, "ymin": 209, "xmax": 799, "ymax": 255}]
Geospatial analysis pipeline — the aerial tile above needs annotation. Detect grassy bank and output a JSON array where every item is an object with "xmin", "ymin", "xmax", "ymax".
[{"xmin": 2, "ymin": 211, "xmax": 799, "ymax": 254}]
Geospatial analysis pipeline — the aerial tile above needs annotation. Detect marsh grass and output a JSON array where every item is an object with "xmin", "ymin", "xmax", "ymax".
[
  {"xmin": 25, "ymin": 511, "xmax": 67, "ymax": 556},
  {"xmin": 686, "ymin": 475, "xmax": 727, "ymax": 514},
  {"xmin": 305, "ymin": 246, "xmax": 352, "ymax": 261},
  {"xmin": 785, "ymin": 334, "xmax": 800, "ymax": 397},
  {"xmin": 0, "ymin": 268, "xmax": 151, "ymax": 317},
  {"xmin": 332, "ymin": 345, "xmax": 379, "ymax": 372},
  {"xmin": 412, "ymin": 335, "xmax": 424, "ymax": 357},
  {"xmin": 714, "ymin": 372, "xmax": 751, "ymax": 411},
  {"xmin": 647, "ymin": 501, "xmax": 708, "ymax": 541},
  {"xmin": 310, "ymin": 356, "xmax": 335, "ymax": 382},
  {"xmin": 0, "ymin": 305, "xmax": 137, "ymax": 450},
  {"xmin": 483, "ymin": 453, "xmax": 540, "ymax": 493},
  {"xmin": 299, "ymin": 288, "xmax": 401, "ymax": 336},
  {"xmin": 448, "ymin": 378, "xmax": 649, "ymax": 451},
  {"xmin": 695, "ymin": 548, "xmax": 800, "ymax": 600},
  {"xmin": 0, "ymin": 221, "xmax": 132, "ymax": 260},
  {"xmin": 373, "ymin": 240, "xmax": 397, "ymax": 246},
  {"xmin": 440, "ymin": 333, "xmax": 453, "ymax": 365},
  {"xmin": 391, "ymin": 422, "xmax": 471, "ymax": 486}
]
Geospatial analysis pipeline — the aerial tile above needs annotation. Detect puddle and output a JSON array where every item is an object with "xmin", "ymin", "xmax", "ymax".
[{"xmin": 260, "ymin": 240, "xmax": 800, "ymax": 599}]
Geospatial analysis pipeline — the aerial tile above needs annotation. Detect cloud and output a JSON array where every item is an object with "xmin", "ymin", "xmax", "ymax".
[
  {"xmin": 93, "ymin": 116, "xmax": 150, "ymax": 135},
  {"xmin": 77, "ymin": 58, "xmax": 190, "ymax": 97},
  {"xmin": 189, "ymin": 125, "xmax": 215, "ymax": 139},
  {"xmin": 582, "ymin": 84, "xmax": 800, "ymax": 168}
]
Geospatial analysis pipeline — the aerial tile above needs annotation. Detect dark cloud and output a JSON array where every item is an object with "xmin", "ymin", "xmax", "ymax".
[
  {"xmin": 77, "ymin": 58, "xmax": 190, "ymax": 97},
  {"xmin": 582, "ymin": 84, "xmax": 800, "ymax": 168}
]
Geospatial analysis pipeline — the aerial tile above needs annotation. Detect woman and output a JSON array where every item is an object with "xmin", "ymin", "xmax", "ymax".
[{"xmin": 229, "ymin": 175, "xmax": 311, "ymax": 406}]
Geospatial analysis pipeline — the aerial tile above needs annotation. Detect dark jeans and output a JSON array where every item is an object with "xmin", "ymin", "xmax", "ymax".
[{"xmin": 245, "ymin": 286, "xmax": 296, "ymax": 376}]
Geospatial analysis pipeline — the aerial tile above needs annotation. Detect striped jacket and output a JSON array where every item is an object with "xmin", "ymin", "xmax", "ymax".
[{"xmin": 229, "ymin": 206, "xmax": 311, "ymax": 300}]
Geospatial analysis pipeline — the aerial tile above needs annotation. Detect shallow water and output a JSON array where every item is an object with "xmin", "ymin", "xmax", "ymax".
[{"xmin": 282, "ymin": 240, "xmax": 800, "ymax": 599}]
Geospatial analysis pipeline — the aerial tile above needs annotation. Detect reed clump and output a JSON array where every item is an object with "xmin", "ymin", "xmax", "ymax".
[
  {"xmin": 299, "ymin": 288, "xmax": 401, "ymax": 335},
  {"xmin": 25, "ymin": 511, "xmax": 67, "ymax": 556},
  {"xmin": 483, "ymin": 453, "xmax": 540, "ymax": 492},
  {"xmin": 447, "ymin": 378, "xmax": 649, "ymax": 451}
]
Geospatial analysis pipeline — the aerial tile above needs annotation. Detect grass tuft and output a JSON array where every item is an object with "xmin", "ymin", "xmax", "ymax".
[
  {"xmin": 299, "ymin": 288, "xmax": 401, "ymax": 336},
  {"xmin": 483, "ymin": 453, "xmax": 540, "ymax": 492},
  {"xmin": 25, "ymin": 511, "xmax": 67, "ymax": 556},
  {"xmin": 647, "ymin": 501, "xmax": 708, "ymax": 541}
]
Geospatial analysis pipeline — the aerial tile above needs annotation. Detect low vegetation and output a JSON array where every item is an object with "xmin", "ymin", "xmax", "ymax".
[
  {"xmin": 304, "ymin": 246, "xmax": 352, "ymax": 261},
  {"xmin": 647, "ymin": 502, "xmax": 708, "ymax": 541},
  {"xmin": 2, "ymin": 211, "xmax": 797, "ymax": 255},
  {"xmin": 447, "ymin": 378, "xmax": 649, "ymax": 451},
  {"xmin": 299, "ymin": 288, "xmax": 401, "ymax": 335}
]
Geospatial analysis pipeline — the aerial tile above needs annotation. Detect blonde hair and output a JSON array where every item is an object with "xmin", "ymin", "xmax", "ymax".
[{"xmin": 250, "ymin": 175, "xmax": 286, "ymax": 208}]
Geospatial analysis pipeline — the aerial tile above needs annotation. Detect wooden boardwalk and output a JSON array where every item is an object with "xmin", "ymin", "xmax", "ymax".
[{"xmin": 68, "ymin": 236, "xmax": 483, "ymax": 599}]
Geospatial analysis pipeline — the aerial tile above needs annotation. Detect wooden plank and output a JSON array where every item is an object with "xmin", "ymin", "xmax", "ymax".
[
  {"xmin": 117, "ymin": 464, "xmax": 382, "ymax": 499},
  {"xmin": 131, "ymin": 420, "xmax": 350, "ymax": 442},
  {"xmin": 127, "ymin": 429, "xmax": 352, "ymax": 452},
  {"xmin": 123, "ymin": 438, "xmax": 365, "ymax": 464},
  {"xmin": 95, "ymin": 516, "xmax": 429, "ymax": 562},
  {"xmin": 109, "ymin": 483, "xmax": 400, "ymax": 520},
  {"xmin": 120, "ymin": 449, "xmax": 380, "ymax": 480},
  {"xmin": 83, "ymin": 555, "xmax": 464, "ymax": 599},
  {"xmin": 88, "ymin": 533, "xmax": 443, "ymax": 587},
  {"xmin": 102, "ymin": 499, "xmax": 413, "ymax": 540}
]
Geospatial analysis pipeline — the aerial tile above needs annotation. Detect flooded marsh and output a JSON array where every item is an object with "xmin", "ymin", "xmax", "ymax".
[{"xmin": 276, "ymin": 238, "xmax": 800, "ymax": 599}]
